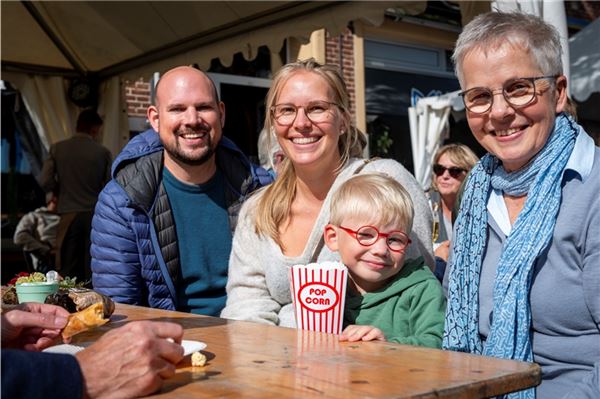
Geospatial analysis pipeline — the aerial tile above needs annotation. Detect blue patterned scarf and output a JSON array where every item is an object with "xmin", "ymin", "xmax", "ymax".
[{"xmin": 443, "ymin": 113, "xmax": 578, "ymax": 399}]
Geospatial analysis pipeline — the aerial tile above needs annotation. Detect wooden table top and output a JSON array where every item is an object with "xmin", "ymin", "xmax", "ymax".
[{"xmin": 73, "ymin": 303, "xmax": 540, "ymax": 398}]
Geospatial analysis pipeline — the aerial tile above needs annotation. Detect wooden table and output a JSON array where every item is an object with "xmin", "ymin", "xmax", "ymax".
[{"xmin": 73, "ymin": 303, "xmax": 540, "ymax": 398}]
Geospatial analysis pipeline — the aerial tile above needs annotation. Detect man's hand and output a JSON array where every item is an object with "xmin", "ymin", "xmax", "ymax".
[
  {"xmin": 1, "ymin": 303, "xmax": 69, "ymax": 351},
  {"xmin": 76, "ymin": 321, "xmax": 184, "ymax": 399},
  {"xmin": 339, "ymin": 324, "xmax": 386, "ymax": 342}
]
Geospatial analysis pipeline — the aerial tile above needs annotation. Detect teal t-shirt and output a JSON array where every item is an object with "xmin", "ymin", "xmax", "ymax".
[{"xmin": 163, "ymin": 167, "xmax": 231, "ymax": 316}]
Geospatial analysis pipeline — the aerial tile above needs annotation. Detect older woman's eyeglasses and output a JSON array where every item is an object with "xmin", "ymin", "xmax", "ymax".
[
  {"xmin": 433, "ymin": 164, "xmax": 466, "ymax": 178},
  {"xmin": 271, "ymin": 101, "xmax": 340, "ymax": 125},
  {"xmin": 460, "ymin": 75, "xmax": 558, "ymax": 114},
  {"xmin": 338, "ymin": 225, "xmax": 411, "ymax": 253}
]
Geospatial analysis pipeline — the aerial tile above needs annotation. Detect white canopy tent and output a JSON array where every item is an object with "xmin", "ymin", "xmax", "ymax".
[
  {"xmin": 1, "ymin": 1, "xmax": 426, "ymax": 156},
  {"xmin": 569, "ymin": 17, "xmax": 600, "ymax": 102}
]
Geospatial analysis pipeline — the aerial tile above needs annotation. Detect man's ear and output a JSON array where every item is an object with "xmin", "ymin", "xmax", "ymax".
[
  {"xmin": 323, "ymin": 224, "xmax": 339, "ymax": 252},
  {"xmin": 219, "ymin": 101, "xmax": 226, "ymax": 129},
  {"xmin": 148, "ymin": 105, "xmax": 159, "ymax": 132}
]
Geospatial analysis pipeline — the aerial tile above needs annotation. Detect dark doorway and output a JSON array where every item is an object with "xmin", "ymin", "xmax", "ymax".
[
  {"xmin": 220, "ymin": 84, "xmax": 269, "ymax": 165},
  {"xmin": 208, "ymin": 45, "xmax": 273, "ymax": 162}
]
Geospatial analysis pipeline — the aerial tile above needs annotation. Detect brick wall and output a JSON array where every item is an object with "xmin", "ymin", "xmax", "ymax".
[
  {"xmin": 325, "ymin": 28, "xmax": 356, "ymax": 116},
  {"xmin": 125, "ymin": 79, "xmax": 151, "ymax": 117}
]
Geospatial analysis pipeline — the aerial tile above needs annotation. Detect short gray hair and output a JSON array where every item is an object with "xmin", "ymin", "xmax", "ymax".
[{"xmin": 453, "ymin": 12, "xmax": 563, "ymax": 86}]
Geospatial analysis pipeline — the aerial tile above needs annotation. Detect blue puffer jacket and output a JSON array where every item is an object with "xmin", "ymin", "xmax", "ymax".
[{"xmin": 91, "ymin": 129, "xmax": 272, "ymax": 310}]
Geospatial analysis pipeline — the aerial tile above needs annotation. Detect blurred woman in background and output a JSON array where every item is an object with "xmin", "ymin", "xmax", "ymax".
[
  {"xmin": 428, "ymin": 144, "xmax": 478, "ymax": 281},
  {"xmin": 429, "ymin": 144, "xmax": 479, "ymax": 248}
]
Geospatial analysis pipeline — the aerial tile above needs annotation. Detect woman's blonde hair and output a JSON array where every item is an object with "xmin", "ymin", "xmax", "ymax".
[
  {"xmin": 330, "ymin": 173, "xmax": 414, "ymax": 234},
  {"xmin": 255, "ymin": 59, "xmax": 366, "ymax": 248},
  {"xmin": 431, "ymin": 143, "xmax": 479, "ymax": 191}
]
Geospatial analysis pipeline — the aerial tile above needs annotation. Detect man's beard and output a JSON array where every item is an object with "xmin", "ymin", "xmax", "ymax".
[{"xmin": 163, "ymin": 129, "xmax": 215, "ymax": 166}]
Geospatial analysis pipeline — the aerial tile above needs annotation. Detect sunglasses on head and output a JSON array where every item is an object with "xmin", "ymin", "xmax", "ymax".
[{"xmin": 433, "ymin": 164, "xmax": 466, "ymax": 178}]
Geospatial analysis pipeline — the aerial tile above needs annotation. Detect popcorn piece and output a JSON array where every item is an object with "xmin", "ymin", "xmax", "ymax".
[{"xmin": 191, "ymin": 351, "xmax": 206, "ymax": 367}]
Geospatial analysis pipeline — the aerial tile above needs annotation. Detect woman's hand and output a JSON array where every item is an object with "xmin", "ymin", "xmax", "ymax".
[{"xmin": 339, "ymin": 324, "xmax": 386, "ymax": 342}]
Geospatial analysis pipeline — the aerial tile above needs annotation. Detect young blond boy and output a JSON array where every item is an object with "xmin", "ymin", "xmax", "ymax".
[{"xmin": 324, "ymin": 173, "xmax": 446, "ymax": 348}]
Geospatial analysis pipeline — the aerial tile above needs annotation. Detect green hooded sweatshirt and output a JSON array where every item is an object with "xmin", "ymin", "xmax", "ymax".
[{"xmin": 344, "ymin": 257, "xmax": 446, "ymax": 348}]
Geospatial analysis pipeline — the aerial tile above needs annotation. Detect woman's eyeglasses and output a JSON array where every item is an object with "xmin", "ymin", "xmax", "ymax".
[
  {"xmin": 460, "ymin": 75, "xmax": 558, "ymax": 114},
  {"xmin": 338, "ymin": 225, "xmax": 411, "ymax": 253},
  {"xmin": 433, "ymin": 164, "xmax": 466, "ymax": 179},
  {"xmin": 271, "ymin": 101, "xmax": 340, "ymax": 125}
]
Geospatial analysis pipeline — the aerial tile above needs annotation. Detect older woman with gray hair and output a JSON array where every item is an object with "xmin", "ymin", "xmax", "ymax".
[{"xmin": 443, "ymin": 12, "xmax": 599, "ymax": 399}]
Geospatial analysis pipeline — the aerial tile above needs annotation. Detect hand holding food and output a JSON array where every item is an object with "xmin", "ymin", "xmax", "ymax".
[
  {"xmin": 62, "ymin": 302, "xmax": 109, "ymax": 340},
  {"xmin": 1, "ymin": 302, "xmax": 69, "ymax": 351},
  {"xmin": 75, "ymin": 321, "xmax": 184, "ymax": 398}
]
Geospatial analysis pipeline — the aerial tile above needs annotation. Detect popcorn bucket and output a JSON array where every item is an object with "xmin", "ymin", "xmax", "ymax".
[{"xmin": 289, "ymin": 261, "xmax": 348, "ymax": 334}]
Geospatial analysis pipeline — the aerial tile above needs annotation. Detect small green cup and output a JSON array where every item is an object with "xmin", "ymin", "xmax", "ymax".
[{"xmin": 15, "ymin": 282, "xmax": 59, "ymax": 304}]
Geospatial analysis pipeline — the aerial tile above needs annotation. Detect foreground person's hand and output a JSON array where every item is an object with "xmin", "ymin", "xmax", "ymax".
[
  {"xmin": 1, "ymin": 303, "xmax": 69, "ymax": 351},
  {"xmin": 75, "ymin": 321, "xmax": 184, "ymax": 399}
]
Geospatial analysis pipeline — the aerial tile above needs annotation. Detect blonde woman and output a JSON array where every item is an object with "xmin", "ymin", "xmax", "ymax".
[
  {"xmin": 429, "ymin": 144, "xmax": 478, "ymax": 247},
  {"xmin": 221, "ymin": 59, "xmax": 434, "ymax": 327}
]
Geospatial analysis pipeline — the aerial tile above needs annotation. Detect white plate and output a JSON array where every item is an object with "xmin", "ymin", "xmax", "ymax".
[
  {"xmin": 43, "ymin": 340, "xmax": 206, "ymax": 357},
  {"xmin": 43, "ymin": 343, "xmax": 88, "ymax": 355},
  {"xmin": 181, "ymin": 340, "xmax": 207, "ymax": 356}
]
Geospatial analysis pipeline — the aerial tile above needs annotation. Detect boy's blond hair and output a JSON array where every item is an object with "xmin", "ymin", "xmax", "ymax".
[{"xmin": 330, "ymin": 173, "xmax": 414, "ymax": 233}]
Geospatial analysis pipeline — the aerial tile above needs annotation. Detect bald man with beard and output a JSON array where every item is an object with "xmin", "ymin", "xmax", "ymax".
[{"xmin": 90, "ymin": 66, "xmax": 272, "ymax": 315}]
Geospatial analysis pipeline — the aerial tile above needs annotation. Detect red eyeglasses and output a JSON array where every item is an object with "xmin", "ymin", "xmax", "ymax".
[
  {"xmin": 338, "ymin": 225, "xmax": 411, "ymax": 253},
  {"xmin": 433, "ymin": 164, "xmax": 466, "ymax": 179}
]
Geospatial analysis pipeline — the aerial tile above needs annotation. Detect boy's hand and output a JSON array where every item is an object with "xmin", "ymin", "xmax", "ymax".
[{"xmin": 339, "ymin": 325, "xmax": 386, "ymax": 342}]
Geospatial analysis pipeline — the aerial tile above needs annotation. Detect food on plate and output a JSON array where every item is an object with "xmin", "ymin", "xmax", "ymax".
[
  {"xmin": 62, "ymin": 302, "xmax": 108, "ymax": 339},
  {"xmin": 191, "ymin": 351, "xmax": 207, "ymax": 367},
  {"xmin": 46, "ymin": 288, "xmax": 115, "ymax": 317}
]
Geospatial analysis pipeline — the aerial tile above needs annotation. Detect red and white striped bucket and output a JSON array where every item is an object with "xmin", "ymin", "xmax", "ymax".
[{"xmin": 289, "ymin": 261, "xmax": 348, "ymax": 334}]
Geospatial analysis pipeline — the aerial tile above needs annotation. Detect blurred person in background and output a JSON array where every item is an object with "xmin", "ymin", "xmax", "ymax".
[
  {"xmin": 257, "ymin": 127, "xmax": 286, "ymax": 178},
  {"xmin": 427, "ymin": 144, "xmax": 478, "ymax": 280},
  {"xmin": 13, "ymin": 192, "xmax": 60, "ymax": 273},
  {"xmin": 39, "ymin": 109, "xmax": 112, "ymax": 283}
]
